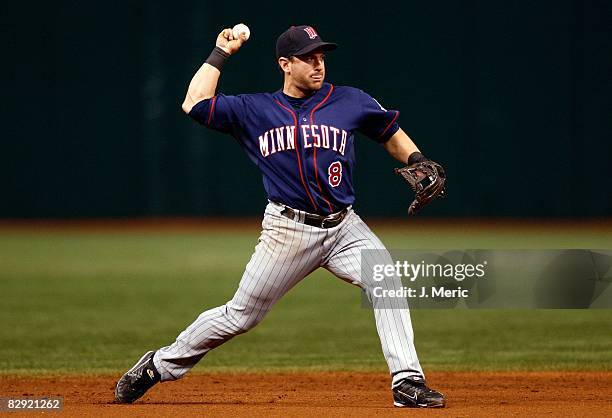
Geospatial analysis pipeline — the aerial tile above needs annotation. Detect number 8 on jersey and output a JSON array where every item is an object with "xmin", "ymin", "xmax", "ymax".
[{"xmin": 328, "ymin": 161, "xmax": 342, "ymax": 187}]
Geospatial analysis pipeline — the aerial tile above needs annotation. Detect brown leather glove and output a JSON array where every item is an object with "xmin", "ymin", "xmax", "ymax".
[{"xmin": 395, "ymin": 160, "xmax": 446, "ymax": 215}]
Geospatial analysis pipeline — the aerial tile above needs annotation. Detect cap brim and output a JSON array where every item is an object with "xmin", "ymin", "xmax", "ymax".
[{"xmin": 293, "ymin": 42, "xmax": 338, "ymax": 57}]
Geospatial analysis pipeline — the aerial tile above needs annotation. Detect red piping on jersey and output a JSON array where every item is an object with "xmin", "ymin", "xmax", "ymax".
[
  {"xmin": 379, "ymin": 110, "xmax": 399, "ymax": 140},
  {"xmin": 206, "ymin": 96, "xmax": 218, "ymax": 126},
  {"xmin": 309, "ymin": 84, "xmax": 335, "ymax": 213},
  {"xmin": 274, "ymin": 99, "xmax": 319, "ymax": 212}
]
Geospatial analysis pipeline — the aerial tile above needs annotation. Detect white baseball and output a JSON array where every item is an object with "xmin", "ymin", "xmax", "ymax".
[{"xmin": 232, "ymin": 23, "xmax": 250, "ymax": 41}]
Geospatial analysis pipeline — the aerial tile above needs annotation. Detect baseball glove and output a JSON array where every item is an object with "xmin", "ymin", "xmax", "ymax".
[{"xmin": 395, "ymin": 160, "xmax": 446, "ymax": 215}]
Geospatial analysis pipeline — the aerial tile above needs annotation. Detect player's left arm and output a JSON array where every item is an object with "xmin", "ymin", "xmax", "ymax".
[
  {"xmin": 358, "ymin": 89, "xmax": 446, "ymax": 213},
  {"xmin": 382, "ymin": 128, "xmax": 421, "ymax": 164}
]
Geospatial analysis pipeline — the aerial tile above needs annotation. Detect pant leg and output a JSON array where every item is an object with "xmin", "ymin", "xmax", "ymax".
[
  {"xmin": 322, "ymin": 210, "xmax": 425, "ymax": 387},
  {"xmin": 154, "ymin": 203, "xmax": 325, "ymax": 381}
]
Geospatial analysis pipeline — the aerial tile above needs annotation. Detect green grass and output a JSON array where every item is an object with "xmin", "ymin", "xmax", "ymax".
[{"xmin": 0, "ymin": 225, "xmax": 611, "ymax": 375}]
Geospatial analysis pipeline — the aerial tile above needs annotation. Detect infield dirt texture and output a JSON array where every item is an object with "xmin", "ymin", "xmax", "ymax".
[{"xmin": 1, "ymin": 220, "xmax": 611, "ymax": 417}]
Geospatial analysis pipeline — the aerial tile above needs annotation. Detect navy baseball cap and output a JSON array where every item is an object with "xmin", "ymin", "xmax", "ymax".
[{"xmin": 276, "ymin": 25, "xmax": 338, "ymax": 59}]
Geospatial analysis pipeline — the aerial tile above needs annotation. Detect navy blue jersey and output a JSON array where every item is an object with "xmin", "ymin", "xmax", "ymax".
[{"xmin": 189, "ymin": 83, "xmax": 399, "ymax": 216}]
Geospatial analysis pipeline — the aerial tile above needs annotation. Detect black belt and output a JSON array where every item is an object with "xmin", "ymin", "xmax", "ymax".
[{"xmin": 280, "ymin": 206, "xmax": 349, "ymax": 229}]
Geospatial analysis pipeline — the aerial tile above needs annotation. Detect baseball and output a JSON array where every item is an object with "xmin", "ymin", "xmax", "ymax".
[{"xmin": 232, "ymin": 23, "xmax": 250, "ymax": 41}]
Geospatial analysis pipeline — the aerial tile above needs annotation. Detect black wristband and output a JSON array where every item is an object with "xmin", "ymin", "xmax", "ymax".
[
  {"xmin": 205, "ymin": 47, "xmax": 230, "ymax": 71},
  {"xmin": 407, "ymin": 151, "xmax": 428, "ymax": 165}
]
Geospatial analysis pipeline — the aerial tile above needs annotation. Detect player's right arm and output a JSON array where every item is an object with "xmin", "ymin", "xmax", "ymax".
[{"xmin": 181, "ymin": 28, "xmax": 246, "ymax": 114}]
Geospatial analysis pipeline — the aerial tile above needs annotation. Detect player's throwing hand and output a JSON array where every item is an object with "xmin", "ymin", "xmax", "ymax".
[{"xmin": 216, "ymin": 26, "xmax": 248, "ymax": 55}]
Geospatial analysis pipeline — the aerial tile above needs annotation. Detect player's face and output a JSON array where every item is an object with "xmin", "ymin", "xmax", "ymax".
[{"xmin": 286, "ymin": 50, "xmax": 326, "ymax": 93}]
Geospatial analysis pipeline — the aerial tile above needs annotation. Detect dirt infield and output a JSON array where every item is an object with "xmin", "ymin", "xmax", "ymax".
[{"xmin": 1, "ymin": 371, "xmax": 611, "ymax": 417}]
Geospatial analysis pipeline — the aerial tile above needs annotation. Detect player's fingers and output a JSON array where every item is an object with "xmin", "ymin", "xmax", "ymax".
[{"xmin": 220, "ymin": 28, "xmax": 232, "ymax": 40}]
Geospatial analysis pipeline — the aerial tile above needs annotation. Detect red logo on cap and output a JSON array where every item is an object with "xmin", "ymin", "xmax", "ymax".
[{"xmin": 303, "ymin": 26, "xmax": 318, "ymax": 39}]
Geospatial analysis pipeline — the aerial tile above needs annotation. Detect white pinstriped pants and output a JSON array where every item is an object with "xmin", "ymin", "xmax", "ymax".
[{"xmin": 153, "ymin": 202, "xmax": 424, "ymax": 387}]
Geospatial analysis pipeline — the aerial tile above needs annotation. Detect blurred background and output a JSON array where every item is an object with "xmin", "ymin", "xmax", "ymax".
[{"xmin": 3, "ymin": 0, "xmax": 611, "ymax": 219}]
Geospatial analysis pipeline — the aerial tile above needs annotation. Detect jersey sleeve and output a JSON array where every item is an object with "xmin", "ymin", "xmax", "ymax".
[
  {"xmin": 188, "ymin": 93, "xmax": 247, "ymax": 134},
  {"xmin": 356, "ymin": 90, "xmax": 400, "ymax": 143}
]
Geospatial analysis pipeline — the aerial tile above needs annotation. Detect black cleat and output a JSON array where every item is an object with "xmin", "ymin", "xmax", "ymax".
[
  {"xmin": 115, "ymin": 351, "xmax": 161, "ymax": 404},
  {"xmin": 393, "ymin": 377, "xmax": 445, "ymax": 408}
]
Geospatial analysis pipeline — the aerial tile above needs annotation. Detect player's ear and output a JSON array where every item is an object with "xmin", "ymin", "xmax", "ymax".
[{"xmin": 278, "ymin": 57, "xmax": 290, "ymax": 74}]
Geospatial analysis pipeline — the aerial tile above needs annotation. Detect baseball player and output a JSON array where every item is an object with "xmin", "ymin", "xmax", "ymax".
[{"xmin": 115, "ymin": 24, "xmax": 446, "ymax": 408}]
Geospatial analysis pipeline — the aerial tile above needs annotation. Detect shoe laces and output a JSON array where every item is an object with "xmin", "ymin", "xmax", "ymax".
[
  {"xmin": 401, "ymin": 379, "xmax": 437, "ymax": 396},
  {"xmin": 127, "ymin": 361, "xmax": 150, "ymax": 381}
]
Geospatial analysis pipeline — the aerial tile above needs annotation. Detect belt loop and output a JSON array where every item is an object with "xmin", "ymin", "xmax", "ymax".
[{"xmin": 292, "ymin": 208, "xmax": 300, "ymax": 223}]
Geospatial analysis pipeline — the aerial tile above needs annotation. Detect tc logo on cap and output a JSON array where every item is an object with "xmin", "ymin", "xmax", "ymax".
[{"xmin": 303, "ymin": 26, "xmax": 318, "ymax": 39}]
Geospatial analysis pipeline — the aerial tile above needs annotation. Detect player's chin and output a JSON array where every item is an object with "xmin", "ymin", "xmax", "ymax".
[{"xmin": 309, "ymin": 77, "xmax": 324, "ymax": 89}]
